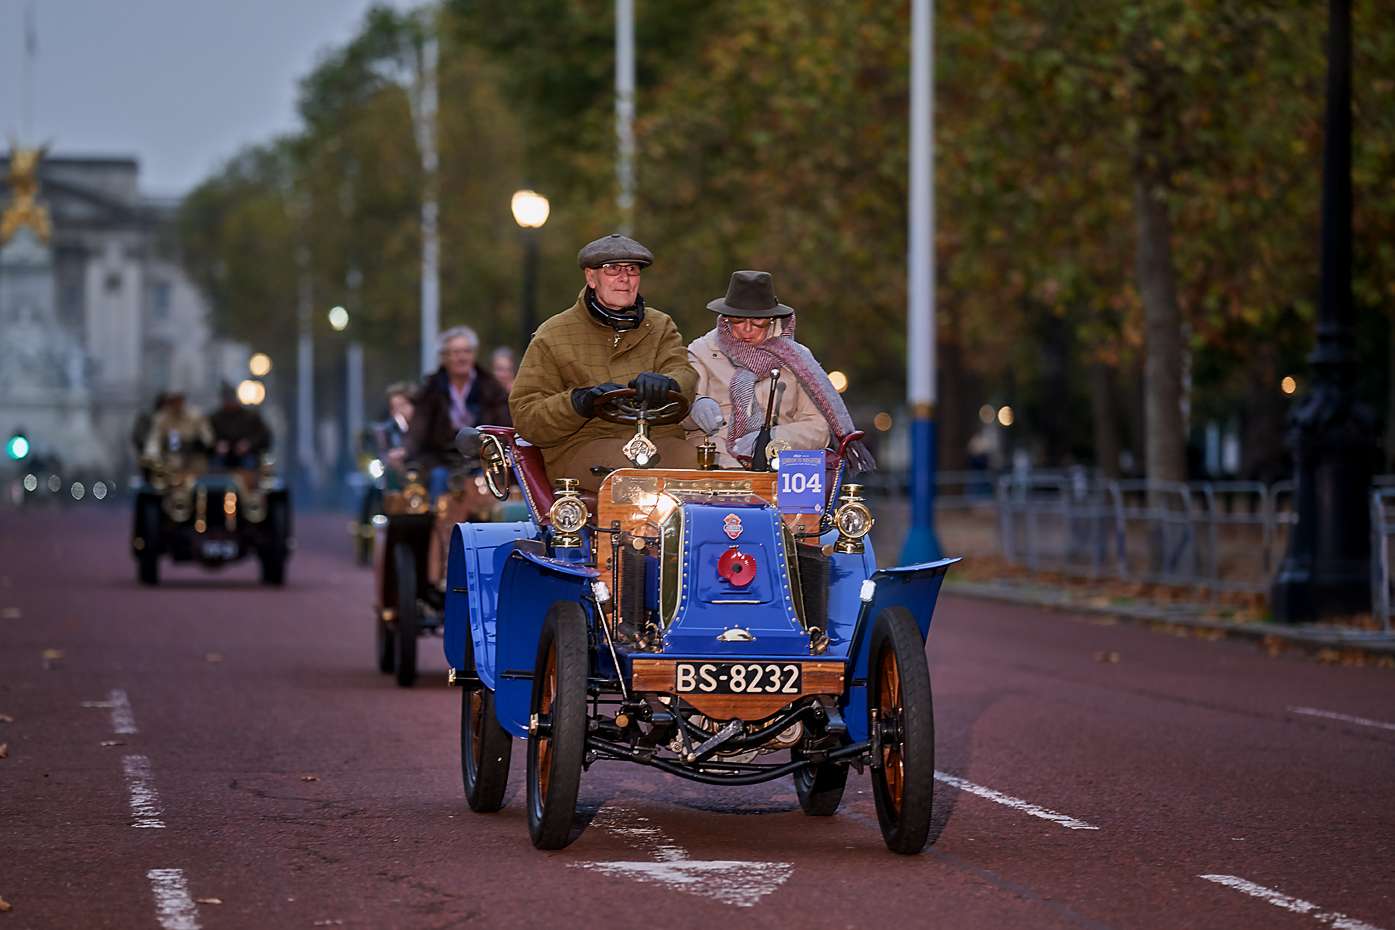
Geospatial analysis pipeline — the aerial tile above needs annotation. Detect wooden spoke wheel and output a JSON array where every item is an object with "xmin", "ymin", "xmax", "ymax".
[
  {"xmin": 868, "ymin": 606, "xmax": 935, "ymax": 854},
  {"xmin": 526, "ymin": 602, "xmax": 589, "ymax": 850},
  {"xmin": 461, "ymin": 684, "xmax": 513, "ymax": 813}
]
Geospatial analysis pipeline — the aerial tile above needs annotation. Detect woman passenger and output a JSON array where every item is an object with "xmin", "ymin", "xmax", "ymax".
[{"xmin": 686, "ymin": 270, "xmax": 875, "ymax": 472}]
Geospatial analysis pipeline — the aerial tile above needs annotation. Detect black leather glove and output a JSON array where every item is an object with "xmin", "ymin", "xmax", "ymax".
[
  {"xmin": 570, "ymin": 382, "xmax": 623, "ymax": 418},
  {"xmin": 630, "ymin": 371, "xmax": 680, "ymax": 406}
]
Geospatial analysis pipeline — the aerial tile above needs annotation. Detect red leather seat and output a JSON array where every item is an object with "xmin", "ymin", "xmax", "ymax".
[{"xmin": 823, "ymin": 430, "xmax": 865, "ymax": 511}]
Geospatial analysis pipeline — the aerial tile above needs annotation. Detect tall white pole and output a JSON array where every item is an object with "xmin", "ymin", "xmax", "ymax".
[
  {"xmin": 295, "ymin": 245, "xmax": 317, "ymax": 495},
  {"xmin": 902, "ymin": 0, "xmax": 942, "ymax": 563},
  {"xmin": 615, "ymin": 0, "xmax": 636, "ymax": 234},
  {"xmin": 414, "ymin": 32, "xmax": 441, "ymax": 375}
]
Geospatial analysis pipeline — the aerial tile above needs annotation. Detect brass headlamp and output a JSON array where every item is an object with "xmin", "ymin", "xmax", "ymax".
[
  {"xmin": 402, "ymin": 470, "xmax": 429, "ymax": 515},
  {"xmin": 548, "ymin": 478, "xmax": 589, "ymax": 547},
  {"xmin": 833, "ymin": 483, "xmax": 874, "ymax": 554}
]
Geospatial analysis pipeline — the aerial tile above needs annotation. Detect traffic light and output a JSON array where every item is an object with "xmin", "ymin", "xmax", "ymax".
[{"xmin": 5, "ymin": 431, "xmax": 30, "ymax": 461}]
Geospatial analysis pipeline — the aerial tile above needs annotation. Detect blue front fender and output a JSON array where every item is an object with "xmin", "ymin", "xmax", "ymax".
[
  {"xmin": 842, "ymin": 557, "xmax": 959, "ymax": 741},
  {"xmin": 491, "ymin": 549, "xmax": 599, "ymax": 738}
]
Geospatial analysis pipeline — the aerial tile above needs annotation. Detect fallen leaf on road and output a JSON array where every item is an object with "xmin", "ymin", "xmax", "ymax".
[
  {"xmin": 0, "ymin": 743, "xmax": 8, "ymax": 759},
  {"xmin": 1092, "ymin": 650, "xmax": 1121, "ymax": 664},
  {"xmin": 1, "ymin": 606, "xmax": 20, "ymax": 619},
  {"xmin": 312, "ymin": 921, "xmax": 343, "ymax": 927},
  {"xmin": 300, "ymin": 775, "xmax": 319, "ymax": 782},
  {"xmin": 195, "ymin": 897, "xmax": 222, "ymax": 905},
  {"xmin": 99, "ymin": 740, "xmax": 124, "ymax": 748},
  {"xmin": 0, "ymin": 894, "xmax": 11, "ymax": 911},
  {"xmin": 0, "ymin": 713, "xmax": 13, "ymax": 723},
  {"xmin": 204, "ymin": 653, "xmax": 224, "ymax": 663},
  {"xmin": 41, "ymin": 648, "xmax": 64, "ymax": 670}
]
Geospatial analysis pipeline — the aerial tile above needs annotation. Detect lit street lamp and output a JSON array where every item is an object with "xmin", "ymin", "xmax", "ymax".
[
  {"xmin": 511, "ymin": 190, "xmax": 550, "ymax": 348},
  {"xmin": 328, "ymin": 306, "xmax": 349, "ymax": 332},
  {"xmin": 248, "ymin": 352, "xmax": 272, "ymax": 377}
]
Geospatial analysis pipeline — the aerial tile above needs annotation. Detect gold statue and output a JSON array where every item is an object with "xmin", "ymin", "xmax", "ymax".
[{"xmin": 1, "ymin": 146, "xmax": 53, "ymax": 245}]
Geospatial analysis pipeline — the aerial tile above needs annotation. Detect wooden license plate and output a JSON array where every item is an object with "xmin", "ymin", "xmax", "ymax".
[{"xmin": 674, "ymin": 661, "xmax": 802, "ymax": 696}]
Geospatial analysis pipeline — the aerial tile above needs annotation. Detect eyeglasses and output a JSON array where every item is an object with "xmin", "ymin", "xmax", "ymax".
[{"xmin": 599, "ymin": 262, "xmax": 643, "ymax": 278}]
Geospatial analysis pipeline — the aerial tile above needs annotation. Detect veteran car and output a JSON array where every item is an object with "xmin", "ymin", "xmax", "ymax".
[{"xmin": 445, "ymin": 388, "xmax": 956, "ymax": 854}]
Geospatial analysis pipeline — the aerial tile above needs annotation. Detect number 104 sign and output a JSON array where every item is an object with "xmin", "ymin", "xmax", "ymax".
[{"xmin": 775, "ymin": 449, "xmax": 825, "ymax": 514}]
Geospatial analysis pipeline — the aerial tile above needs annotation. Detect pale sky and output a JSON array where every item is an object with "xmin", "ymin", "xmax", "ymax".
[{"xmin": 0, "ymin": 0, "xmax": 417, "ymax": 197}]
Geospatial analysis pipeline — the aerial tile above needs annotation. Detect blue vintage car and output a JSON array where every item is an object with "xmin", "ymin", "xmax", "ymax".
[{"xmin": 446, "ymin": 390, "xmax": 955, "ymax": 854}]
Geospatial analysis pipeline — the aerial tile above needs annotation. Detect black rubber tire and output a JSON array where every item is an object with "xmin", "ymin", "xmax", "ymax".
[
  {"xmin": 259, "ymin": 498, "xmax": 289, "ymax": 586},
  {"xmin": 461, "ymin": 684, "xmax": 513, "ymax": 812},
  {"xmin": 868, "ymin": 606, "xmax": 935, "ymax": 854},
  {"xmin": 136, "ymin": 498, "xmax": 161, "ymax": 586},
  {"xmin": 393, "ymin": 543, "xmax": 419, "ymax": 687},
  {"xmin": 526, "ymin": 602, "xmax": 589, "ymax": 850},
  {"xmin": 793, "ymin": 748, "xmax": 849, "ymax": 816}
]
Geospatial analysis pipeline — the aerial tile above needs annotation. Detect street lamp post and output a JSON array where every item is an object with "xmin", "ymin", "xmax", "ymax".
[
  {"xmin": 615, "ymin": 0, "xmax": 635, "ymax": 234},
  {"xmin": 901, "ymin": 0, "xmax": 943, "ymax": 565},
  {"xmin": 1271, "ymin": 0, "xmax": 1376, "ymax": 622},
  {"xmin": 511, "ymin": 190, "xmax": 550, "ymax": 348}
]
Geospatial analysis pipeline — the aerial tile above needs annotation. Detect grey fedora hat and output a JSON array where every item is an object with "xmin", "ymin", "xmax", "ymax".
[{"xmin": 705, "ymin": 270, "xmax": 794, "ymax": 318}]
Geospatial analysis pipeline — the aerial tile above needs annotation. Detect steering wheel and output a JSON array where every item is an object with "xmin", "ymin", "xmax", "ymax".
[{"xmin": 593, "ymin": 387, "xmax": 690, "ymax": 427}]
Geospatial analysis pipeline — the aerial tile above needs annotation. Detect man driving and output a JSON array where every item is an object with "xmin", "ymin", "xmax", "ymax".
[{"xmin": 510, "ymin": 234, "xmax": 698, "ymax": 491}]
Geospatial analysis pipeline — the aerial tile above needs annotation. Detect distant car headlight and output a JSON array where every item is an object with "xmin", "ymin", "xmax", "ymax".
[
  {"xmin": 549, "ymin": 496, "xmax": 589, "ymax": 535},
  {"xmin": 22, "ymin": 474, "xmax": 37, "ymax": 492},
  {"xmin": 368, "ymin": 458, "xmax": 385, "ymax": 479}
]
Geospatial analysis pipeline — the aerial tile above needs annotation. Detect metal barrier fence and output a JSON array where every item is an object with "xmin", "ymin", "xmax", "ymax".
[{"xmin": 991, "ymin": 472, "xmax": 1306, "ymax": 595}]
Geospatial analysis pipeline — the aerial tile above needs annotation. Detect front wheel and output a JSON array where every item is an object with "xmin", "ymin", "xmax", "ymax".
[
  {"xmin": 393, "ymin": 543, "xmax": 419, "ymax": 687},
  {"xmin": 135, "ymin": 497, "xmax": 161, "ymax": 586},
  {"xmin": 526, "ymin": 602, "xmax": 589, "ymax": 849},
  {"xmin": 461, "ymin": 685, "xmax": 513, "ymax": 812},
  {"xmin": 868, "ymin": 606, "xmax": 935, "ymax": 854},
  {"xmin": 259, "ymin": 497, "xmax": 290, "ymax": 586}
]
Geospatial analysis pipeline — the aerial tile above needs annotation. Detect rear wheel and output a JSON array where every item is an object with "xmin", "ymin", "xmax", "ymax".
[
  {"xmin": 461, "ymin": 685, "xmax": 513, "ymax": 812},
  {"xmin": 793, "ymin": 748, "xmax": 849, "ymax": 816},
  {"xmin": 393, "ymin": 543, "xmax": 419, "ymax": 687},
  {"xmin": 868, "ymin": 606, "xmax": 935, "ymax": 854},
  {"xmin": 259, "ymin": 498, "xmax": 290, "ymax": 586},
  {"xmin": 526, "ymin": 602, "xmax": 589, "ymax": 849},
  {"xmin": 135, "ymin": 497, "xmax": 161, "ymax": 586},
  {"xmin": 376, "ymin": 613, "xmax": 395, "ymax": 674}
]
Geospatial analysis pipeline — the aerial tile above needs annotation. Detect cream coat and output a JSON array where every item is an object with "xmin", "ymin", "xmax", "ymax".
[{"xmin": 686, "ymin": 328, "xmax": 831, "ymax": 468}]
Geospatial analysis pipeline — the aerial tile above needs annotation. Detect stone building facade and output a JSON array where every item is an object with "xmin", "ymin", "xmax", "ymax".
[{"xmin": 0, "ymin": 152, "xmax": 247, "ymax": 474}]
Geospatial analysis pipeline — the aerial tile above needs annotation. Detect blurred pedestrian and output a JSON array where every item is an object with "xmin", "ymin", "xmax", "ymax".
[
  {"xmin": 131, "ymin": 392, "xmax": 166, "ymax": 464},
  {"xmin": 686, "ymin": 270, "xmax": 875, "ymax": 471},
  {"xmin": 209, "ymin": 384, "xmax": 272, "ymax": 470},
  {"xmin": 490, "ymin": 347, "xmax": 518, "ymax": 394},
  {"xmin": 406, "ymin": 326, "xmax": 511, "ymax": 497}
]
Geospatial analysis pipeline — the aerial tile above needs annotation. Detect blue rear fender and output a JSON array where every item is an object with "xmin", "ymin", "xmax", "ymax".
[
  {"xmin": 841, "ymin": 557, "xmax": 959, "ymax": 741},
  {"xmin": 491, "ymin": 548, "xmax": 599, "ymax": 738},
  {"xmin": 443, "ymin": 522, "xmax": 539, "ymax": 687}
]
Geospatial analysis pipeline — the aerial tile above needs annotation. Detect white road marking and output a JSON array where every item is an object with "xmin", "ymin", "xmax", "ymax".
[
  {"xmin": 122, "ymin": 755, "xmax": 165, "ymax": 828},
  {"xmin": 1289, "ymin": 706, "xmax": 1395, "ymax": 733},
  {"xmin": 933, "ymin": 771, "xmax": 1100, "ymax": 831},
  {"xmin": 1200, "ymin": 874, "xmax": 1387, "ymax": 930},
  {"xmin": 82, "ymin": 688, "xmax": 138, "ymax": 735},
  {"xmin": 573, "ymin": 806, "xmax": 793, "ymax": 908},
  {"xmin": 146, "ymin": 869, "xmax": 201, "ymax": 930}
]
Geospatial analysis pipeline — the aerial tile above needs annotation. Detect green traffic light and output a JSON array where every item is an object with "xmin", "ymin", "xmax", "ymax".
[{"xmin": 6, "ymin": 435, "xmax": 30, "ymax": 460}]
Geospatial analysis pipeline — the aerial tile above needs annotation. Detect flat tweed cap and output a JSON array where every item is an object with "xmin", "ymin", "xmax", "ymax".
[
  {"xmin": 577, "ymin": 233, "xmax": 654, "ymax": 269},
  {"xmin": 706, "ymin": 269, "xmax": 794, "ymax": 318}
]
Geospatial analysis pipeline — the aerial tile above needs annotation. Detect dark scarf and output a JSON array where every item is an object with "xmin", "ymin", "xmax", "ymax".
[
  {"xmin": 585, "ymin": 288, "xmax": 645, "ymax": 331},
  {"xmin": 715, "ymin": 315, "xmax": 876, "ymax": 473}
]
